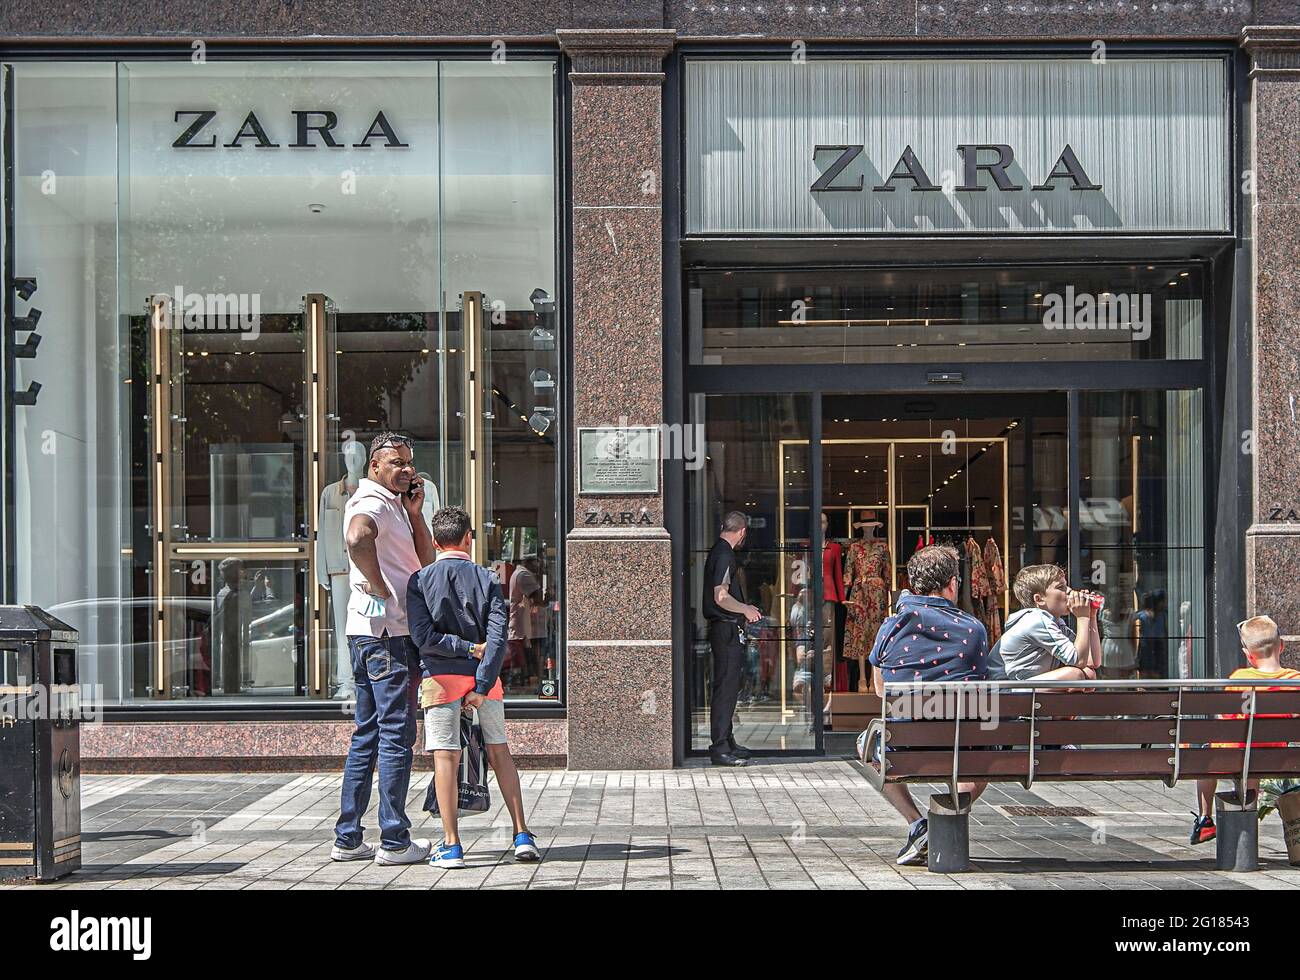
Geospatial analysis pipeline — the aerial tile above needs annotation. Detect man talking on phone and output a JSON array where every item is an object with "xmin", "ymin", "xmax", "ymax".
[{"xmin": 332, "ymin": 432, "xmax": 437, "ymax": 865}]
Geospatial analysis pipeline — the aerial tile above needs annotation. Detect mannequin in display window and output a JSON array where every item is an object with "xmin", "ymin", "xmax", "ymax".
[
  {"xmin": 317, "ymin": 441, "xmax": 366, "ymax": 699},
  {"xmin": 213, "ymin": 557, "xmax": 250, "ymax": 696},
  {"xmin": 819, "ymin": 512, "xmax": 845, "ymax": 700},
  {"xmin": 843, "ymin": 514, "xmax": 890, "ymax": 693},
  {"xmin": 318, "ymin": 445, "xmax": 444, "ymax": 698},
  {"xmin": 416, "ymin": 469, "xmax": 441, "ymax": 533}
]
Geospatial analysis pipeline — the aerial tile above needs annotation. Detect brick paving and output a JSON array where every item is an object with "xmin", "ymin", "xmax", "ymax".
[{"xmin": 5, "ymin": 760, "xmax": 1298, "ymax": 890}]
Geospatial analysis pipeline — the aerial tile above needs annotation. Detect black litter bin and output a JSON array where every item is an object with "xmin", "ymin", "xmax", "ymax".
[{"xmin": 0, "ymin": 605, "xmax": 81, "ymax": 882}]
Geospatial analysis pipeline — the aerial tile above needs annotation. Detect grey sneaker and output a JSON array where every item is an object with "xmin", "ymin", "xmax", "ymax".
[
  {"xmin": 375, "ymin": 838, "xmax": 432, "ymax": 865},
  {"xmin": 330, "ymin": 841, "xmax": 376, "ymax": 862},
  {"xmin": 896, "ymin": 819, "xmax": 929, "ymax": 867}
]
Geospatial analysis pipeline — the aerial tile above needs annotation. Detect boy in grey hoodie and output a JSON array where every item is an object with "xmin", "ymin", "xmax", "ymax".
[{"xmin": 988, "ymin": 564, "xmax": 1101, "ymax": 681}]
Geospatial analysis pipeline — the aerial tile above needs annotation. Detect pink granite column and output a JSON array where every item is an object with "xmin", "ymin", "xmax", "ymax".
[
  {"xmin": 1243, "ymin": 26, "xmax": 1300, "ymax": 670},
  {"xmin": 557, "ymin": 29, "xmax": 677, "ymax": 768}
]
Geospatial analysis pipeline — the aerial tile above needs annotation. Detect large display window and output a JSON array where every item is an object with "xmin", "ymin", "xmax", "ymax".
[{"xmin": 6, "ymin": 59, "xmax": 562, "ymax": 706}]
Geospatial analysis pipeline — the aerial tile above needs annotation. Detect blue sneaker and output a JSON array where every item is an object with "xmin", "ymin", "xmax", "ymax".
[
  {"xmin": 513, "ymin": 832, "xmax": 540, "ymax": 862},
  {"xmin": 429, "ymin": 841, "xmax": 466, "ymax": 869}
]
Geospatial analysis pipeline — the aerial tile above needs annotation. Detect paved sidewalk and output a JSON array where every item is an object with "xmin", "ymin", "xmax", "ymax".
[{"xmin": 6, "ymin": 760, "xmax": 1298, "ymax": 890}]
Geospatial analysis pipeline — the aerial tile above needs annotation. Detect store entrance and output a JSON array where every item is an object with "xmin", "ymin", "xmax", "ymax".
[
  {"xmin": 816, "ymin": 393, "xmax": 1066, "ymax": 740},
  {"xmin": 686, "ymin": 390, "xmax": 1068, "ymax": 756}
]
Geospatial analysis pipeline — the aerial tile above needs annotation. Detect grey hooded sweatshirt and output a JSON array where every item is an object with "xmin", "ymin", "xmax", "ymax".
[{"xmin": 987, "ymin": 608, "xmax": 1078, "ymax": 681}]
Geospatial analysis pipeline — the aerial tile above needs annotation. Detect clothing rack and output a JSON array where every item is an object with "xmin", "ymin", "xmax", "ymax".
[{"xmin": 904, "ymin": 524, "xmax": 993, "ymax": 532}]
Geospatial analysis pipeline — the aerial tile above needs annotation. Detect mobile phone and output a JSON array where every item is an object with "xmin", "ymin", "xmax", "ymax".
[{"xmin": 406, "ymin": 477, "xmax": 421, "ymax": 499}]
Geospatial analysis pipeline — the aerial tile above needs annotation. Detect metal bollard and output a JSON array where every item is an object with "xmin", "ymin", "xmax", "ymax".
[
  {"xmin": 1215, "ymin": 790, "xmax": 1259, "ymax": 872},
  {"xmin": 927, "ymin": 792, "xmax": 972, "ymax": 873}
]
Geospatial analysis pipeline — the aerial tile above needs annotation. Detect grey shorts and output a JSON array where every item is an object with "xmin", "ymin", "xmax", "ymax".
[{"xmin": 424, "ymin": 697, "xmax": 508, "ymax": 752}]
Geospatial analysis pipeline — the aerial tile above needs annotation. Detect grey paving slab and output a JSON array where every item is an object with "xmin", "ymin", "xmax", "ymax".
[{"xmin": 7, "ymin": 761, "xmax": 1297, "ymax": 890}]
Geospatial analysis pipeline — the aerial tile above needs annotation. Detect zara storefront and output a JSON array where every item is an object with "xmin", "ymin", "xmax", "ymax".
[
  {"xmin": 670, "ymin": 49, "xmax": 1252, "ymax": 757},
  {"xmin": 2, "ymin": 53, "xmax": 571, "ymax": 761},
  {"xmin": 4, "ymin": 13, "xmax": 1297, "ymax": 770}
]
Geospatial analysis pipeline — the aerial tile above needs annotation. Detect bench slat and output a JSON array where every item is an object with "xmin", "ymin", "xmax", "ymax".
[
  {"xmin": 882, "ymin": 689, "xmax": 1300, "ymax": 721},
  {"xmin": 876, "ymin": 746, "xmax": 1300, "ymax": 782},
  {"xmin": 1181, "ymin": 692, "xmax": 1300, "ymax": 714},
  {"xmin": 882, "ymin": 717, "xmax": 1298, "ymax": 747}
]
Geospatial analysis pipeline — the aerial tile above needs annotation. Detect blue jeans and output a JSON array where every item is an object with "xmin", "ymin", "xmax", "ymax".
[{"xmin": 335, "ymin": 634, "xmax": 419, "ymax": 851}]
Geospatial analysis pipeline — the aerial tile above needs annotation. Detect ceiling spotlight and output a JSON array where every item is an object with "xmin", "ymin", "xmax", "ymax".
[
  {"xmin": 12, "ymin": 277, "xmax": 37, "ymax": 301},
  {"xmin": 11, "ymin": 308, "xmax": 41, "ymax": 331},
  {"xmin": 528, "ymin": 408, "xmax": 554, "ymax": 436},
  {"xmin": 307, "ymin": 203, "xmax": 326, "ymax": 214},
  {"xmin": 13, "ymin": 380, "xmax": 40, "ymax": 406},
  {"xmin": 530, "ymin": 287, "xmax": 555, "ymax": 316}
]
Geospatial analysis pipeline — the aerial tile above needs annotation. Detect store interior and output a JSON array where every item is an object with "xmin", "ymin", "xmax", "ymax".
[{"xmin": 690, "ymin": 391, "xmax": 1073, "ymax": 750}]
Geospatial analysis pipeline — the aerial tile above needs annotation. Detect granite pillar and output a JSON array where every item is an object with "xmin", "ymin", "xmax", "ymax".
[
  {"xmin": 1242, "ymin": 26, "xmax": 1300, "ymax": 670},
  {"xmin": 557, "ymin": 29, "xmax": 677, "ymax": 768}
]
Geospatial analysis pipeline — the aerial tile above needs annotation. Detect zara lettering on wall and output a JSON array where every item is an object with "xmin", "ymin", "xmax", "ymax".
[
  {"xmin": 172, "ymin": 109, "xmax": 409, "ymax": 149},
  {"xmin": 810, "ymin": 143, "xmax": 1100, "ymax": 193},
  {"xmin": 583, "ymin": 510, "xmax": 655, "ymax": 527}
]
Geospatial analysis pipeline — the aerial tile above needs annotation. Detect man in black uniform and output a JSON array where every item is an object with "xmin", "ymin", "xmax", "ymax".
[{"xmin": 703, "ymin": 510, "xmax": 762, "ymax": 766}]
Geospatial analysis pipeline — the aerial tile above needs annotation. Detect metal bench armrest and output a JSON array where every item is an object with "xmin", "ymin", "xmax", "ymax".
[{"xmin": 860, "ymin": 718, "xmax": 887, "ymax": 791}]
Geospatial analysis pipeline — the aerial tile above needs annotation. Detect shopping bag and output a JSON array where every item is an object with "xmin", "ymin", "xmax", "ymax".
[{"xmin": 423, "ymin": 709, "xmax": 491, "ymax": 817}]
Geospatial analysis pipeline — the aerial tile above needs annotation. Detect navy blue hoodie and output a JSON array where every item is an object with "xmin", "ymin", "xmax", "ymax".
[
  {"xmin": 867, "ymin": 590, "xmax": 990, "ymax": 683},
  {"xmin": 406, "ymin": 554, "xmax": 507, "ymax": 695}
]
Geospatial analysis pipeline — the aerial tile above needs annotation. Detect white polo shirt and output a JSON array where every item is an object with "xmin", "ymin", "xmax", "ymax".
[{"xmin": 343, "ymin": 478, "xmax": 423, "ymax": 638}]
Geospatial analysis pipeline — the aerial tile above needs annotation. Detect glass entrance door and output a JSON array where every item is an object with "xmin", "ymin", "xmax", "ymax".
[
  {"xmin": 685, "ymin": 391, "xmax": 1075, "ymax": 753},
  {"xmin": 688, "ymin": 393, "xmax": 816, "ymax": 752},
  {"xmin": 145, "ymin": 292, "xmax": 365, "ymax": 700},
  {"xmin": 146, "ymin": 293, "xmax": 328, "ymax": 699}
]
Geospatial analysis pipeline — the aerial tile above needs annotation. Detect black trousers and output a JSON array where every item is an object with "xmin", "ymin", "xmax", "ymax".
[{"xmin": 708, "ymin": 619, "xmax": 745, "ymax": 752}]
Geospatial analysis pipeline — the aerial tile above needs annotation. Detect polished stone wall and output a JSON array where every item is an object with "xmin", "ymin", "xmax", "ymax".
[
  {"xmin": 3, "ymin": 1, "xmax": 1298, "ymax": 39},
  {"xmin": 1243, "ymin": 26, "xmax": 1300, "ymax": 670},
  {"xmin": 559, "ymin": 29, "xmax": 676, "ymax": 769},
  {"xmin": 81, "ymin": 719, "xmax": 568, "ymax": 772}
]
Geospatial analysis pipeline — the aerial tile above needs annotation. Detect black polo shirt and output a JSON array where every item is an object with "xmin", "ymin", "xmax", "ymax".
[{"xmin": 703, "ymin": 537, "xmax": 745, "ymax": 625}]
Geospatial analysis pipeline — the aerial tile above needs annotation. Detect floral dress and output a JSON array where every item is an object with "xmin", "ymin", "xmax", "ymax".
[
  {"xmin": 982, "ymin": 537, "xmax": 1005, "ymax": 644},
  {"xmin": 843, "ymin": 538, "xmax": 890, "ymax": 661},
  {"xmin": 966, "ymin": 536, "xmax": 1000, "ymax": 643}
]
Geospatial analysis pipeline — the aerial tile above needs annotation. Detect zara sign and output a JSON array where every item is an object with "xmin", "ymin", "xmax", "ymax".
[
  {"xmin": 172, "ymin": 109, "xmax": 408, "ymax": 149},
  {"xmin": 810, "ymin": 143, "xmax": 1101, "ymax": 194},
  {"xmin": 685, "ymin": 58, "xmax": 1229, "ymax": 234}
]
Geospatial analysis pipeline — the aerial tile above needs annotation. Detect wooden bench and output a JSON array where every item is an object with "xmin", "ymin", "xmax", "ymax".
[{"xmin": 858, "ymin": 679, "xmax": 1300, "ymax": 873}]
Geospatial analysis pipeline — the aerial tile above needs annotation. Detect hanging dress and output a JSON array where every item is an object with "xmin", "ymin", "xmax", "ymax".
[
  {"xmin": 982, "ymin": 537, "xmax": 1005, "ymax": 644},
  {"xmin": 965, "ymin": 536, "xmax": 994, "ymax": 636},
  {"xmin": 843, "ymin": 538, "xmax": 891, "ymax": 662}
]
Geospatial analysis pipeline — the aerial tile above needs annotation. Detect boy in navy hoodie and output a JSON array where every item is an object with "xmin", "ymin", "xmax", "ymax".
[
  {"xmin": 407, "ymin": 506, "xmax": 539, "ymax": 868},
  {"xmin": 860, "ymin": 545, "xmax": 991, "ymax": 866}
]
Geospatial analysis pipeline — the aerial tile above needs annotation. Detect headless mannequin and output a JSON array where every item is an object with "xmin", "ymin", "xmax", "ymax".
[
  {"xmin": 849, "ymin": 519, "xmax": 885, "ymax": 693},
  {"xmin": 416, "ymin": 469, "xmax": 442, "ymax": 530},
  {"xmin": 318, "ymin": 441, "xmax": 366, "ymax": 698},
  {"xmin": 819, "ymin": 512, "xmax": 844, "ymax": 699}
]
